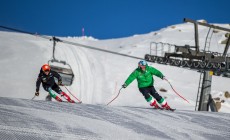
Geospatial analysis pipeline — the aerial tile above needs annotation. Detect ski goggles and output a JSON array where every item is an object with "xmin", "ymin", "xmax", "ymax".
[{"xmin": 43, "ymin": 70, "xmax": 50, "ymax": 72}]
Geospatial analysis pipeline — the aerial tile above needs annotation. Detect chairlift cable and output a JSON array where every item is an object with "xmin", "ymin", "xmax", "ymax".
[
  {"xmin": 0, "ymin": 25, "xmax": 50, "ymax": 40},
  {"xmin": 0, "ymin": 25, "xmax": 143, "ymax": 60}
]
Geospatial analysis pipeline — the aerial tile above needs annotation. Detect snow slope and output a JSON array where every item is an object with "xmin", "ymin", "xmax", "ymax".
[
  {"xmin": 0, "ymin": 97, "xmax": 229, "ymax": 140},
  {"xmin": 0, "ymin": 22, "xmax": 230, "ymax": 113}
]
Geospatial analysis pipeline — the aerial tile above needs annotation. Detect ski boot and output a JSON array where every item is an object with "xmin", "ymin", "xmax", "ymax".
[
  {"xmin": 161, "ymin": 102, "xmax": 171, "ymax": 110},
  {"xmin": 150, "ymin": 100, "xmax": 160, "ymax": 109},
  {"xmin": 60, "ymin": 92, "xmax": 75, "ymax": 103},
  {"xmin": 55, "ymin": 96, "xmax": 63, "ymax": 102}
]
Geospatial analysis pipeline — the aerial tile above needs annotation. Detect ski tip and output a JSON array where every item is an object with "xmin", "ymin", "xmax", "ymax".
[{"xmin": 169, "ymin": 108, "xmax": 176, "ymax": 111}]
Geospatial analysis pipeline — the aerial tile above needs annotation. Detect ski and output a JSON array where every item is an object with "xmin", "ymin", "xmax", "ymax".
[
  {"xmin": 62, "ymin": 101, "xmax": 82, "ymax": 104},
  {"xmin": 166, "ymin": 108, "xmax": 176, "ymax": 112},
  {"xmin": 153, "ymin": 107, "xmax": 176, "ymax": 112}
]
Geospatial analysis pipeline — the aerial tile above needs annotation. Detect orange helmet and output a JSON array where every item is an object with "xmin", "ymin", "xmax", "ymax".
[{"xmin": 42, "ymin": 64, "xmax": 51, "ymax": 72}]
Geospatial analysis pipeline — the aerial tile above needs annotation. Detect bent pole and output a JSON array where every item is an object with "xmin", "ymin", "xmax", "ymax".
[
  {"xmin": 62, "ymin": 85, "xmax": 82, "ymax": 103},
  {"xmin": 164, "ymin": 78, "xmax": 190, "ymax": 104},
  {"xmin": 107, "ymin": 87, "xmax": 123, "ymax": 105}
]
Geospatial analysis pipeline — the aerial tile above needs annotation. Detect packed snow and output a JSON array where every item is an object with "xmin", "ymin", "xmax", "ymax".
[{"xmin": 0, "ymin": 97, "xmax": 229, "ymax": 139}]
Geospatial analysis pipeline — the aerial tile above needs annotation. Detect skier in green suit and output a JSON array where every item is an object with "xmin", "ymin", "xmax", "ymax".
[{"xmin": 122, "ymin": 60, "xmax": 171, "ymax": 109}]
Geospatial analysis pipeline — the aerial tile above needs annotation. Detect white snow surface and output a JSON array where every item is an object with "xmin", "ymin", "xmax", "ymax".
[
  {"xmin": 0, "ymin": 22, "xmax": 230, "ymax": 139},
  {"xmin": 0, "ymin": 97, "xmax": 230, "ymax": 140}
]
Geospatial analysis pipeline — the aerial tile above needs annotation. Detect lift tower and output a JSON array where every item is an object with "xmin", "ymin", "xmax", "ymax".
[{"xmin": 145, "ymin": 18, "xmax": 230, "ymax": 112}]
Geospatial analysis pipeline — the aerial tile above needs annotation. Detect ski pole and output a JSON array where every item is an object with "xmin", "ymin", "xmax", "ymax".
[
  {"xmin": 62, "ymin": 85, "xmax": 82, "ymax": 103},
  {"xmin": 164, "ymin": 78, "xmax": 190, "ymax": 104},
  {"xmin": 107, "ymin": 87, "xmax": 123, "ymax": 105},
  {"xmin": 32, "ymin": 95, "xmax": 36, "ymax": 100}
]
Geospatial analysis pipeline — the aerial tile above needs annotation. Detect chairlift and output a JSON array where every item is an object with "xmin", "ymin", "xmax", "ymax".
[{"xmin": 48, "ymin": 37, "xmax": 74, "ymax": 86}]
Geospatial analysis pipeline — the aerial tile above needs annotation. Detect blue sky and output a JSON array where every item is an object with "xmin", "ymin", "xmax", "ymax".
[{"xmin": 0, "ymin": 0, "xmax": 229, "ymax": 39}]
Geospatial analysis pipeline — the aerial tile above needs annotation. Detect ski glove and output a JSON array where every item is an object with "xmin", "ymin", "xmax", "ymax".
[
  {"xmin": 161, "ymin": 76, "xmax": 165, "ymax": 80},
  {"xmin": 122, "ymin": 84, "xmax": 127, "ymax": 88},
  {"xmin": 58, "ymin": 80, "xmax": 62, "ymax": 86},
  {"xmin": 35, "ymin": 91, "xmax": 39, "ymax": 96}
]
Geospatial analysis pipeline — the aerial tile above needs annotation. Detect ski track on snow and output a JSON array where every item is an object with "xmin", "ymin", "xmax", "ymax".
[{"xmin": 0, "ymin": 97, "xmax": 230, "ymax": 140}]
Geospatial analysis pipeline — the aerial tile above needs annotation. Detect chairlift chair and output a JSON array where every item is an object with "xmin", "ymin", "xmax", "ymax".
[
  {"xmin": 48, "ymin": 59, "xmax": 74, "ymax": 86},
  {"xmin": 48, "ymin": 37, "xmax": 75, "ymax": 86}
]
